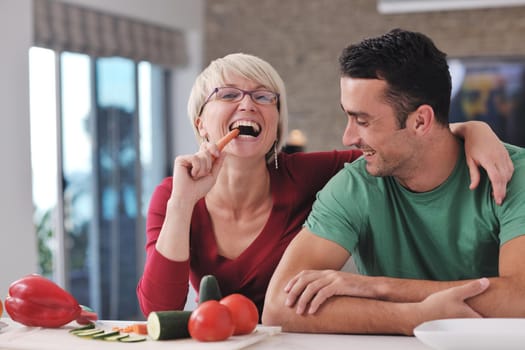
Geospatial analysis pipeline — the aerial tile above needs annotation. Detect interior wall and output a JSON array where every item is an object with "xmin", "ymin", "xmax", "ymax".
[
  {"xmin": 0, "ymin": 0, "xmax": 35, "ymax": 303},
  {"xmin": 204, "ymin": 0, "xmax": 525, "ymax": 152}
]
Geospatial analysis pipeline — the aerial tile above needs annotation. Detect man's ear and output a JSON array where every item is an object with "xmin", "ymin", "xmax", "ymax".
[
  {"xmin": 195, "ymin": 117, "xmax": 207, "ymax": 138},
  {"xmin": 412, "ymin": 104, "xmax": 434, "ymax": 135}
]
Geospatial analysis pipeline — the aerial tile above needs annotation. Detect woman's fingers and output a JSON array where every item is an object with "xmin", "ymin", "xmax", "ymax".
[
  {"xmin": 485, "ymin": 162, "xmax": 513, "ymax": 206},
  {"xmin": 466, "ymin": 157, "xmax": 481, "ymax": 191}
]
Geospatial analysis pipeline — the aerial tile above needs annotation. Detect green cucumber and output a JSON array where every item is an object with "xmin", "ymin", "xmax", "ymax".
[
  {"xmin": 147, "ymin": 310, "xmax": 192, "ymax": 340},
  {"xmin": 69, "ymin": 323, "xmax": 95, "ymax": 334},
  {"xmin": 92, "ymin": 330, "xmax": 120, "ymax": 340},
  {"xmin": 75, "ymin": 328, "xmax": 105, "ymax": 337},
  {"xmin": 104, "ymin": 333, "xmax": 130, "ymax": 341},
  {"xmin": 118, "ymin": 335, "xmax": 147, "ymax": 342},
  {"xmin": 198, "ymin": 274, "xmax": 222, "ymax": 304}
]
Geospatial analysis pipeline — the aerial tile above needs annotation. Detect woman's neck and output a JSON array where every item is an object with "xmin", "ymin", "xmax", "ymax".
[{"xmin": 206, "ymin": 157, "xmax": 272, "ymax": 214}]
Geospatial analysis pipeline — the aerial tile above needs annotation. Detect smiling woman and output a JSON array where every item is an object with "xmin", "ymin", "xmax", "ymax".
[{"xmin": 136, "ymin": 53, "xmax": 364, "ymax": 318}]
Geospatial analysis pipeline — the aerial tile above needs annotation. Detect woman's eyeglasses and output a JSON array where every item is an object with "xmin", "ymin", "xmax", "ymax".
[{"xmin": 198, "ymin": 87, "xmax": 279, "ymax": 116}]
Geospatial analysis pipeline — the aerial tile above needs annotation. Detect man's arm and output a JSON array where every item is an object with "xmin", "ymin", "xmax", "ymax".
[
  {"xmin": 262, "ymin": 229, "xmax": 489, "ymax": 335},
  {"xmin": 270, "ymin": 233, "xmax": 525, "ymax": 323}
]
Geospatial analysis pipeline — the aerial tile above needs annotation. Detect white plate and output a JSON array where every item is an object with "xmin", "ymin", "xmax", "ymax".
[{"xmin": 414, "ymin": 318, "xmax": 525, "ymax": 350}]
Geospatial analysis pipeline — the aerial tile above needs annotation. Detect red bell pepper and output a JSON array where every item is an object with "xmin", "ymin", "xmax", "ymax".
[{"xmin": 4, "ymin": 274, "xmax": 98, "ymax": 328}]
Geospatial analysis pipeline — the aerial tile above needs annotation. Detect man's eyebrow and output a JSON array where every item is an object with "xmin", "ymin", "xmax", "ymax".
[{"xmin": 339, "ymin": 103, "xmax": 370, "ymax": 118}]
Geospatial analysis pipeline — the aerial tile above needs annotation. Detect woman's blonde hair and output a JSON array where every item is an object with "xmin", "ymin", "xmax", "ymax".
[{"xmin": 187, "ymin": 53, "xmax": 288, "ymax": 163}]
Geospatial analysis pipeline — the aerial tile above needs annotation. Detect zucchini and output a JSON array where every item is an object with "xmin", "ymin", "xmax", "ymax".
[
  {"xmin": 75, "ymin": 328, "xmax": 105, "ymax": 337},
  {"xmin": 69, "ymin": 323, "xmax": 95, "ymax": 334},
  {"xmin": 147, "ymin": 310, "xmax": 192, "ymax": 340},
  {"xmin": 119, "ymin": 335, "xmax": 147, "ymax": 342},
  {"xmin": 104, "ymin": 333, "xmax": 130, "ymax": 341},
  {"xmin": 198, "ymin": 275, "xmax": 222, "ymax": 304},
  {"xmin": 92, "ymin": 330, "xmax": 120, "ymax": 340}
]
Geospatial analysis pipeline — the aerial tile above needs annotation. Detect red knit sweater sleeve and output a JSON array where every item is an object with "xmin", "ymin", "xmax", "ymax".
[{"xmin": 136, "ymin": 177, "xmax": 190, "ymax": 317}]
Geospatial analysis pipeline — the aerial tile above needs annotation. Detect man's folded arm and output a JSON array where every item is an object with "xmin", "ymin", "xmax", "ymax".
[
  {"xmin": 261, "ymin": 229, "xmax": 418, "ymax": 334},
  {"xmin": 263, "ymin": 229, "xmax": 525, "ymax": 334},
  {"xmin": 261, "ymin": 229, "xmax": 490, "ymax": 335}
]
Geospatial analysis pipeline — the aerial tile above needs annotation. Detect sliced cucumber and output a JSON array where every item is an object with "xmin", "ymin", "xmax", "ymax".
[
  {"xmin": 75, "ymin": 328, "xmax": 105, "ymax": 337},
  {"xmin": 104, "ymin": 333, "xmax": 130, "ymax": 342},
  {"xmin": 118, "ymin": 335, "xmax": 147, "ymax": 342},
  {"xmin": 198, "ymin": 275, "xmax": 222, "ymax": 304},
  {"xmin": 69, "ymin": 323, "xmax": 95, "ymax": 334},
  {"xmin": 147, "ymin": 310, "xmax": 192, "ymax": 340},
  {"xmin": 92, "ymin": 330, "xmax": 120, "ymax": 340}
]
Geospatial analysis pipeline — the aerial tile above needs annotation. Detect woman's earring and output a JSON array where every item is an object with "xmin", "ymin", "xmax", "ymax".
[{"xmin": 274, "ymin": 141, "xmax": 279, "ymax": 170}]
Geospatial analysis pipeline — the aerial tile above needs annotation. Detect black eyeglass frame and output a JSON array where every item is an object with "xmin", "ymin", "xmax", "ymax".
[{"xmin": 198, "ymin": 87, "xmax": 280, "ymax": 116}]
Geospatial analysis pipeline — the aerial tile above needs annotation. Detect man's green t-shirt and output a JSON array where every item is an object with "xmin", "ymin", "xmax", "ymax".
[{"xmin": 305, "ymin": 143, "xmax": 525, "ymax": 280}]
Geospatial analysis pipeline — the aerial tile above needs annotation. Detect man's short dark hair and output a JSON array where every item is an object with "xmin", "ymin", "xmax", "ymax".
[{"xmin": 339, "ymin": 28, "xmax": 451, "ymax": 127}]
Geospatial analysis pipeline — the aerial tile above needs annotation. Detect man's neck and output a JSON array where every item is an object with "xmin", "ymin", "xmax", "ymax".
[{"xmin": 395, "ymin": 132, "xmax": 461, "ymax": 193}]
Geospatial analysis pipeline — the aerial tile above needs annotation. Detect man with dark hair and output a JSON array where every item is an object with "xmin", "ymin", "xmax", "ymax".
[{"xmin": 263, "ymin": 29, "xmax": 525, "ymax": 335}]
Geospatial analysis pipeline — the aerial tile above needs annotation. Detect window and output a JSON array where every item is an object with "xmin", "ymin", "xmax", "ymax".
[{"xmin": 29, "ymin": 47, "xmax": 170, "ymax": 320}]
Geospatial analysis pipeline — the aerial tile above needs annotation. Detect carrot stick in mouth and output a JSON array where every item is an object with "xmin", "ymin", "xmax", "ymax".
[{"xmin": 216, "ymin": 128, "xmax": 240, "ymax": 151}]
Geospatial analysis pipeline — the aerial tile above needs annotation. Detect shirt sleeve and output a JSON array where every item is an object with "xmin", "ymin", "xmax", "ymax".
[
  {"xmin": 497, "ymin": 145, "xmax": 525, "ymax": 245},
  {"xmin": 283, "ymin": 149, "xmax": 362, "ymax": 191},
  {"xmin": 136, "ymin": 250, "xmax": 190, "ymax": 316},
  {"xmin": 305, "ymin": 165, "xmax": 363, "ymax": 255},
  {"xmin": 136, "ymin": 177, "xmax": 191, "ymax": 316}
]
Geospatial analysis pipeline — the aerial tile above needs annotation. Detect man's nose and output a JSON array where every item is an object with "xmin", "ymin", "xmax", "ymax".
[{"xmin": 342, "ymin": 118, "xmax": 359, "ymax": 147}]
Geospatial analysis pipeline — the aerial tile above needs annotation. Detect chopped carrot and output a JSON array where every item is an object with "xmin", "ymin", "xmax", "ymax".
[
  {"xmin": 216, "ymin": 128, "xmax": 240, "ymax": 151},
  {"xmin": 131, "ymin": 324, "xmax": 148, "ymax": 335},
  {"xmin": 111, "ymin": 323, "xmax": 148, "ymax": 335}
]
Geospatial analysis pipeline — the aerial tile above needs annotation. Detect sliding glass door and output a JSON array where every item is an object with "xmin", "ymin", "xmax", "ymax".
[{"xmin": 29, "ymin": 47, "xmax": 170, "ymax": 320}]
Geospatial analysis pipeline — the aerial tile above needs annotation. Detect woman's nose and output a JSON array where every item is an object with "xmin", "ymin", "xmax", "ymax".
[{"xmin": 238, "ymin": 93, "xmax": 256, "ymax": 111}]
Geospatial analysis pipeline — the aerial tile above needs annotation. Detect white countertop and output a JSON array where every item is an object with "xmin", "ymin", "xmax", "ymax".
[{"xmin": 0, "ymin": 318, "xmax": 430, "ymax": 350}]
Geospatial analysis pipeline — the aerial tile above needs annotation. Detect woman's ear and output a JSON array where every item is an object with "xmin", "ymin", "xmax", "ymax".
[{"xmin": 195, "ymin": 117, "xmax": 207, "ymax": 138}]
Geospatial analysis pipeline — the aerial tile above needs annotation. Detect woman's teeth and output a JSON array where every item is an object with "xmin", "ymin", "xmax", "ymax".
[{"xmin": 230, "ymin": 120, "xmax": 261, "ymax": 136}]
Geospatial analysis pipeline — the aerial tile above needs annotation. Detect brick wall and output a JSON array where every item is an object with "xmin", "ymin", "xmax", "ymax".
[{"xmin": 205, "ymin": 0, "xmax": 525, "ymax": 151}]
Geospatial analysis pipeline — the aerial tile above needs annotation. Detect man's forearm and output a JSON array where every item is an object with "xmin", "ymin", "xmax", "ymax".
[
  {"xmin": 265, "ymin": 293, "xmax": 418, "ymax": 335},
  {"xmin": 375, "ymin": 276, "xmax": 462, "ymax": 302}
]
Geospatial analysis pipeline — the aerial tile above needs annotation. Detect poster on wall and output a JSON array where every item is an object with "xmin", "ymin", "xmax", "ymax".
[{"xmin": 449, "ymin": 58, "xmax": 525, "ymax": 147}]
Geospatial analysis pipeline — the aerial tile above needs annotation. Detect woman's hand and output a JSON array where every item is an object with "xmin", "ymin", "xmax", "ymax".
[
  {"xmin": 410, "ymin": 278, "xmax": 489, "ymax": 335},
  {"xmin": 170, "ymin": 142, "xmax": 224, "ymax": 205},
  {"xmin": 450, "ymin": 121, "xmax": 514, "ymax": 205}
]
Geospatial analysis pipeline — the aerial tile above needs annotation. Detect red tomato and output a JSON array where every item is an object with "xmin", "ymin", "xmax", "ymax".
[
  {"xmin": 219, "ymin": 293, "xmax": 259, "ymax": 335},
  {"xmin": 188, "ymin": 300, "xmax": 235, "ymax": 342}
]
